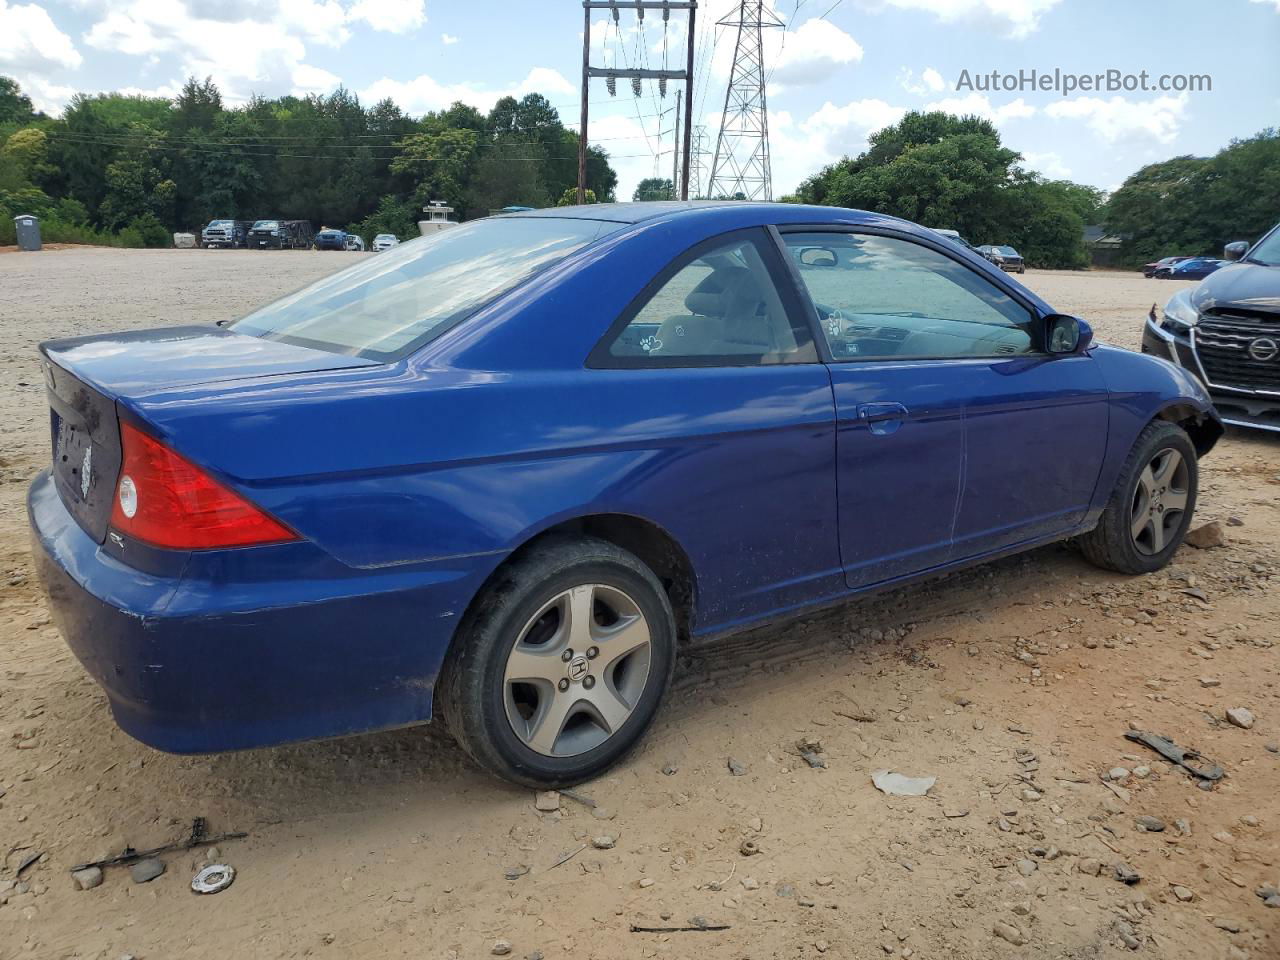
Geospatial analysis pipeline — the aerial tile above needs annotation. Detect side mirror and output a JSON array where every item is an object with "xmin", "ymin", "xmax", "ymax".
[
  {"xmin": 1045, "ymin": 314, "xmax": 1093, "ymax": 354},
  {"xmin": 1223, "ymin": 241, "xmax": 1249, "ymax": 261}
]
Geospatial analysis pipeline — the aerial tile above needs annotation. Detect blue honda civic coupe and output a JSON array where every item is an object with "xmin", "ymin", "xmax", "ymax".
[{"xmin": 30, "ymin": 202, "xmax": 1222, "ymax": 786}]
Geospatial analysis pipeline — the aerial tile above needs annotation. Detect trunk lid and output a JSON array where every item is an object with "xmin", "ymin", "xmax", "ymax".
[{"xmin": 40, "ymin": 325, "xmax": 379, "ymax": 542}]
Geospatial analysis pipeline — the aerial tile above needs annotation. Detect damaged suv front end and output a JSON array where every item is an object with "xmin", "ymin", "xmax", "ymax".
[{"xmin": 1143, "ymin": 224, "xmax": 1280, "ymax": 433}]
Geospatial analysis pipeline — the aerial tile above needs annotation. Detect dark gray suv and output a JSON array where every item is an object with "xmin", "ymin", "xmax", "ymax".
[{"xmin": 1143, "ymin": 222, "xmax": 1280, "ymax": 432}]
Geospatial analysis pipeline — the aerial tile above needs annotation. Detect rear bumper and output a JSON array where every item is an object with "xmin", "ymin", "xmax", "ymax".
[
  {"xmin": 28, "ymin": 469, "xmax": 494, "ymax": 753},
  {"xmin": 1142, "ymin": 315, "xmax": 1280, "ymax": 433}
]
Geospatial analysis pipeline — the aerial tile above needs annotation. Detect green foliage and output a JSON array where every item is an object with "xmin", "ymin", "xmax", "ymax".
[
  {"xmin": 348, "ymin": 194, "xmax": 419, "ymax": 245},
  {"xmin": 1105, "ymin": 130, "xmax": 1280, "ymax": 265},
  {"xmin": 0, "ymin": 77, "xmax": 37, "ymax": 126},
  {"xmin": 0, "ymin": 73, "xmax": 621, "ymax": 247},
  {"xmin": 796, "ymin": 110, "xmax": 1101, "ymax": 268},
  {"xmin": 558, "ymin": 187, "xmax": 597, "ymax": 205},
  {"xmin": 633, "ymin": 177, "xmax": 675, "ymax": 202}
]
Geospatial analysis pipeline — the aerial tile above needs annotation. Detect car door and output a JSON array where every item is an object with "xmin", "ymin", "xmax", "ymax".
[
  {"xmin": 588, "ymin": 228, "xmax": 842, "ymax": 630},
  {"xmin": 776, "ymin": 227, "xmax": 1108, "ymax": 586}
]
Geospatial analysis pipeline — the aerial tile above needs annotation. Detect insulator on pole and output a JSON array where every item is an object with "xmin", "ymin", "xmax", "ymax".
[
  {"xmin": 631, "ymin": 76, "xmax": 642, "ymax": 97},
  {"xmin": 606, "ymin": 74, "xmax": 617, "ymax": 96},
  {"xmin": 659, "ymin": 77, "xmax": 667, "ymax": 98}
]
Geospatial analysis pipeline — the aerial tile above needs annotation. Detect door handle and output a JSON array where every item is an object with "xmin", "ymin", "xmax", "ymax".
[{"xmin": 856, "ymin": 402, "xmax": 909, "ymax": 435}]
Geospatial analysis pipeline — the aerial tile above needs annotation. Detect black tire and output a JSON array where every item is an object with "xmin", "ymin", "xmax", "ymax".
[
  {"xmin": 440, "ymin": 537, "xmax": 676, "ymax": 788},
  {"xmin": 1079, "ymin": 420, "xmax": 1198, "ymax": 574}
]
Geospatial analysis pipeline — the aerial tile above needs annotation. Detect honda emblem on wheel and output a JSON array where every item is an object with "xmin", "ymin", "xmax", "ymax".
[{"xmin": 1247, "ymin": 337, "xmax": 1278, "ymax": 362}]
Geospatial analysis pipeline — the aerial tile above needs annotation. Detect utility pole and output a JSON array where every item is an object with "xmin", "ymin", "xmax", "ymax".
[
  {"xmin": 707, "ymin": 0, "xmax": 783, "ymax": 201},
  {"xmin": 577, "ymin": 3, "xmax": 591, "ymax": 204},
  {"xmin": 578, "ymin": 1, "xmax": 698, "ymax": 203},
  {"xmin": 671, "ymin": 93, "xmax": 682, "ymax": 197}
]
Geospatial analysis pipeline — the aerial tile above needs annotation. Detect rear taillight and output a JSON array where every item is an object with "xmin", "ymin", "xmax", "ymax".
[{"xmin": 110, "ymin": 421, "xmax": 298, "ymax": 550}]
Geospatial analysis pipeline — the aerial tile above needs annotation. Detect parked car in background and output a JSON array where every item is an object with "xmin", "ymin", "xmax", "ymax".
[
  {"xmin": 1144, "ymin": 221, "xmax": 1280, "ymax": 432},
  {"xmin": 974, "ymin": 244, "xmax": 1003, "ymax": 267},
  {"xmin": 29, "ymin": 202, "xmax": 1221, "ymax": 789},
  {"xmin": 201, "ymin": 219, "xmax": 250, "ymax": 249},
  {"xmin": 285, "ymin": 220, "xmax": 314, "ymax": 249},
  {"xmin": 977, "ymin": 245, "xmax": 1025, "ymax": 273},
  {"xmin": 372, "ymin": 233, "xmax": 399, "ymax": 252},
  {"xmin": 315, "ymin": 228, "xmax": 347, "ymax": 251},
  {"xmin": 249, "ymin": 220, "xmax": 286, "ymax": 249},
  {"xmin": 249, "ymin": 220, "xmax": 313, "ymax": 249},
  {"xmin": 931, "ymin": 227, "xmax": 977, "ymax": 252},
  {"xmin": 1162, "ymin": 257, "xmax": 1224, "ymax": 281},
  {"xmin": 344, "ymin": 234, "xmax": 366, "ymax": 252},
  {"xmin": 1143, "ymin": 255, "xmax": 1193, "ymax": 278}
]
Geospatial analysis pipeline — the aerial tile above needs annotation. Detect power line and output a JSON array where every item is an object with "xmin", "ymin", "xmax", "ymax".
[{"xmin": 40, "ymin": 132, "xmax": 655, "ymax": 162}]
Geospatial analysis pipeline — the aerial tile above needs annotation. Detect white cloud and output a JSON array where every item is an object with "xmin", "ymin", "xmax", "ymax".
[
  {"xmin": 441, "ymin": 32, "xmax": 459, "ymax": 44},
  {"xmin": 899, "ymin": 66, "xmax": 946, "ymax": 96},
  {"xmin": 10, "ymin": 73, "xmax": 78, "ymax": 114},
  {"xmin": 360, "ymin": 67, "xmax": 576, "ymax": 116},
  {"xmin": 0, "ymin": 0, "xmax": 82, "ymax": 71},
  {"xmin": 116, "ymin": 80, "xmax": 183, "ymax": 100},
  {"xmin": 798, "ymin": 99, "xmax": 905, "ymax": 169},
  {"xmin": 869, "ymin": 0, "xmax": 1063, "ymax": 38},
  {"xmin": 1045, "ymin": 93, "xmax": 1188, "ymax": 144},
  {"xmin": 292, "ymin": 62, "xmax": 342, "ymax": 95},
  {"xmin": 589, "ymin": 112, "xmax": 660, "ymax": 200},
  {"xmin": 1250, "ymin": 0, "xmax": 1280, "ymax": 10},
  {"xmin": 771, "ymin": 19, "xmax": 863, "ymax": 85},
  {"xmin": 348, "ymin": 0, "xmax": 425, "ymax": 34},
  {"xmin": 1021, "ymin": 150, "xmax": 1071, "ymax": 179},
  {"xmin": 924, "ymin": 91, "xmax": 1035, "ymax": 123}
]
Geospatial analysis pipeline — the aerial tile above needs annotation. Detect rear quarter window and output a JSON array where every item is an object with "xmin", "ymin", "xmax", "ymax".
[{"xmin": 232, "ymin": 217, "xmax": 617, "ymax": 361}]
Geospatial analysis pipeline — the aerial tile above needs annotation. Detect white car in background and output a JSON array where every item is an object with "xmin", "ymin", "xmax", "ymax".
[{"xmin": 372, "ymin": 233, "xmax": 400, "ymax": 252}]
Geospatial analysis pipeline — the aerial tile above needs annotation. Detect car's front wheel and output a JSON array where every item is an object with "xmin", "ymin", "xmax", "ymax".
[
  {"xmin": 440, "ymin": 537, "xmax": 676, "ymax": 788},
  {"xmin": 1079, "ymin": 420, "xmax": 1198, "ymax": 574}
]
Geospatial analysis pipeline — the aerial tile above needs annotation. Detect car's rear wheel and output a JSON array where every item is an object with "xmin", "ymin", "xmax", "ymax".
[
  {"xmin": 1079, "ymin": 420, "xmax": 1198, "ymax": 574},
  {"xmin": 440, "ymin": 537, "xmax": 676, "ymax": 788}
]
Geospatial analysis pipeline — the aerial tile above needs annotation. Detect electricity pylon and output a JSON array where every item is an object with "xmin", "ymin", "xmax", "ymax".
[
  {"xmin": 688, "ymin": 124, "xmax": 710, "ymax": 198},
  {"xmin": 707, "ymin": 0, "xmax": 783, "ymax": 201}
]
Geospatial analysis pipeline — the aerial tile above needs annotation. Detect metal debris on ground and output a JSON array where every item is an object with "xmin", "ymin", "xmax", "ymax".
[
  {"xmin": 70, "ymin": 818, "xmax": 248, "ymax": 874},
  {"xmin": 191, "ymin": 864, "xmax": 235, "ymax": 894},
  {"xmin": 630, "ymin": 921, "xmax": 731, "ymax": 933},
  {"xmin": 15, "ymin": 851, "xmax": 42, "ymax": 878},
  {"xmin": 1123, "ymin": 730, "xmax": 1224, "ymax": 781},
  {"xmin": 558, "ymin": 787, "xmax": 597, "ymax": 809},
  {"xmin": 871, "ymin": 770, "xmax": 936, "ymax": 797},
  {"xmin": 545, "ymin": 843, "xmax": 588, "ymax": 871}
]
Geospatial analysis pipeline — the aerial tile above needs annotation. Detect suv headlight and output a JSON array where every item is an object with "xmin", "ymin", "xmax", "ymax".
[{"xmin": 1157, "ymin": 290, "xmax": 1198, "ymax": 335}]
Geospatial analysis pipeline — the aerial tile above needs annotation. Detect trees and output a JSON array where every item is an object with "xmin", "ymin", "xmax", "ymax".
[
  {"xmin": 1105, "ymin": 130, "xmax": 1280, "ymax": 265},
  {"xmin": 633, "ymin": 177, "xmax": 675, "ymax": 202},
  {"xmin": 0, "ymin": 77, "xmax": 36, "ymax": 127},
  {"xmin": 796, "ymin": 110, "xmax": 1100, "ymax": 268},
  {"xmin": 0, "ymin": 73, "xmax": 623, "ymax": 245}
]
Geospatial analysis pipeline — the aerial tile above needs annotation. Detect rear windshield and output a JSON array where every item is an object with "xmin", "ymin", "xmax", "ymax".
[{"xmin": 231, "ymin": 217, "xmax": 617, "ymax": 360}]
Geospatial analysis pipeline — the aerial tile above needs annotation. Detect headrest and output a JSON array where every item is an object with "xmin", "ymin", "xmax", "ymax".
[{"xmin": 684, "ymin": 265, "xmax": 754, "ymax": 317}]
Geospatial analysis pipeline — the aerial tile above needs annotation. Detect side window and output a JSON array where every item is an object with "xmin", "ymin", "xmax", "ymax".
[
  {"xmin": 782, "ymin": 232, "xmax": 1035, "ymax": 361},
  {"xmin": 600, "ymin": 233, "xmax": 813, "ymax": 365}
]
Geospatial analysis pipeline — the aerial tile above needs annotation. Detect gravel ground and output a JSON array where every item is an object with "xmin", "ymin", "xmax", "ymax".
[{"xmin": 0, "ymin": 248, "xmax": 1277, "ymax": 960}]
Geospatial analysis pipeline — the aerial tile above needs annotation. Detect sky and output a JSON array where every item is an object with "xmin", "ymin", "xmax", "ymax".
[{"xmin": 2, "ymin": 0, "xmax": 1278, "ymax": 201}]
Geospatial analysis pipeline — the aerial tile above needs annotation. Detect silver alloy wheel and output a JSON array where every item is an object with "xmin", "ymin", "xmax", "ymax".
[
  {"xmin": 503, "ymin": 583, "xmax": 653, "ymax": 758},
  {"xmin": 1130, "ymin": 447, "xmax": 1190, "ymax": 555}
]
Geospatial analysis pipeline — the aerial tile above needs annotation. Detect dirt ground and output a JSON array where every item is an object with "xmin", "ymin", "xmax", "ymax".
[{"xmin": 0, "ymin": 249, "xmax": 1277, "ymax": 960}]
